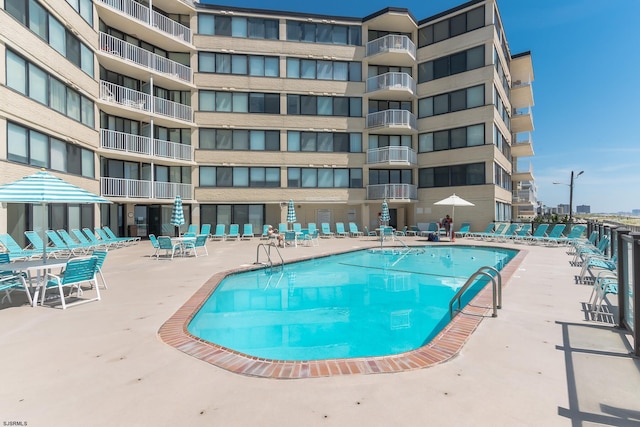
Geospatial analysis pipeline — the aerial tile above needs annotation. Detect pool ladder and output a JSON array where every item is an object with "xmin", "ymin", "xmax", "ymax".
[
  {"xmin": 255, "ymin": 242, "xmax": 284, "ymax": 268},
  {"xmin": 449, "ymin": 266, "xmax": 502, "ymax": 319}
]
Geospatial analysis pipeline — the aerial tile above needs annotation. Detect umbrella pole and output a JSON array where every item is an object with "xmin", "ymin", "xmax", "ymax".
[{"xmin": 451, "ymin": 206, "xmax": 455, "ymax": 242}]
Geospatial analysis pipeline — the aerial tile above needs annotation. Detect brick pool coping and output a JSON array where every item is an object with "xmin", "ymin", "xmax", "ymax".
[{"xmin": 158, "ymin": 246, "xmax": 527, "ymax": 379}]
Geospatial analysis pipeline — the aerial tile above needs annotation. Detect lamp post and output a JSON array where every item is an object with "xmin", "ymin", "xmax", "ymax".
[{"xmin": 553, "ymin": 170, "xmax": 583, "ymax": 222}]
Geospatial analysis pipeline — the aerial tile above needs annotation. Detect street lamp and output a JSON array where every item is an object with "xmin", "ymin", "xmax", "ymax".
[{"xmin": 553, "ymin": 170, "xmax": 584, "ymax": 222}]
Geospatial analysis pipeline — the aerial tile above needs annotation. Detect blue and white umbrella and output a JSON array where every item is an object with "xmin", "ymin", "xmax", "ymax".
[
  {"xmin": 381, "ymin": 200, "xmax": 390, "ymax": 223},
  {"xmin": 0, "ymin": 169, "xmax": 111, "ymax": 262},
  {"xmin": 170, "ymin": 195, "xmax": 185, "ymax": 236},
  {"xmin": 286, "ymin": 199, "xmax": 297, "ymax": 224}
]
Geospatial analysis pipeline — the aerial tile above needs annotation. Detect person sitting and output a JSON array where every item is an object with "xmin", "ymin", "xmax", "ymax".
[
  {"xmin": 267, "ymin": 225, "xmax": 284, "ymax": 247},
  {"xmin": 442, "ymin": 215, "xmax": 452, "ymax": 238}
]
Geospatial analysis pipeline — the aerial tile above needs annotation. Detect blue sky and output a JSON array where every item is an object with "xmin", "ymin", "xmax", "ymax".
[{"xmin": 202, "ymin": 0, "xmax": 639, "ymax": 213}]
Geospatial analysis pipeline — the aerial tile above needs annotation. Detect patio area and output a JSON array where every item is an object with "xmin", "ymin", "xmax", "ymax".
[{"xmin": 1, "ymin": 236, "xmax": 638, "ymax": 426}]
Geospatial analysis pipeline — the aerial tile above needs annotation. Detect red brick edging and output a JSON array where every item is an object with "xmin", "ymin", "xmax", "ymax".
[{"xmin": 158, "ymin": 247, "xmax": 527, "ymax": 379}]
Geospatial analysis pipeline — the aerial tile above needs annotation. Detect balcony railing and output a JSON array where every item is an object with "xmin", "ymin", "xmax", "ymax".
[
  {"xmin": 100, "ymin": 81, "xmax": 193, "ymax": 122},
  {"xmin": 367, "ymin": 183, "xmax": 417, "ymax": 200},
  {"xmin": 101, "ymin": 177, "xmax": 193, "ymax": 199},
  {"xmin": 99, "ymin": 32, "xmax": 191, "ymax": 83},
  {"xmin": 366, "ymin": 72, "xmax": 416, "ymax": 94},
  {"xmin": 366, "ymin": 110, "xmax": 417, "ymax": 131},
  {"xmin": 96, "ymin": 0, "xmax": 191, "ymax": 43},
  {"xmin": 100, "ymin": 129, "xmax": 194, "ymax": 162},
  {"xmin": 367, "ymin": 146, "xmax": 417, "ymax": 165},
  {"xmin": 366, "ymin": 34, "xmax": 416, "ymax": 59}
]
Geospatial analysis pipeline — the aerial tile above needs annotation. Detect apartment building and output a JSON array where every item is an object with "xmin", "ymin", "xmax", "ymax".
[{"xmin": 0, "ymin": 0, "xmax": 534, "ymax": 243}]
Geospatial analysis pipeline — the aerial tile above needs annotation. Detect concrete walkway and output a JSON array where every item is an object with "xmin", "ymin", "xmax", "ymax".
[{"xmin": 1, "ymin": 236, "xmax": 638, "ymax": 426}]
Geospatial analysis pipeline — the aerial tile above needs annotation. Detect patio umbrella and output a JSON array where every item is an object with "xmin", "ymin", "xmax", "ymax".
[
  {"xmin": 0, "ymin": 169, "xmax": 111, "ymax": 262},
  {"xmin": 434, "ymin": 194, "xmax": 474, "ymax": 241},
  {"xmin": 381, "ymin": 200, "xmax": 390, "ymax": 224},
  {"xmin": 170, "ymin": 195, "xmax": 185, "ymax": 237},
  {"xmin": 286, "ymin": 199, "xmax": 296, "ymax": 226}
]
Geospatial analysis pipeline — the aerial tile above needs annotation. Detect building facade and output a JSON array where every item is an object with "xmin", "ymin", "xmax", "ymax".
[{"xmin": 0, "ymin": 0, "xmax": 534, "ymax": 244}]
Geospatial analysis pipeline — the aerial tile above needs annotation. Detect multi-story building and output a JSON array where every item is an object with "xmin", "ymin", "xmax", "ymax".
[
  {"xmin": 575, "ymin": 205, "xmax": 590, "ymax": 214},
  {"xmin": 0, "ymin": 0, "xmax": 534, "ymax": 243}
]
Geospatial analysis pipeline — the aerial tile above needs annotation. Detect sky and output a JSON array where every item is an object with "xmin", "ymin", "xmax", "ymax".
[{"xmin": 202, "ymin": 0, "xmax": 640, "ymax": 213}]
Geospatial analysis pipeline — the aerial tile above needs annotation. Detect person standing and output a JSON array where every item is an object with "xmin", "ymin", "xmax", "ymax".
[{"xmin": 442, "ymin": 214, "xmax": 452, "ymax": 238}]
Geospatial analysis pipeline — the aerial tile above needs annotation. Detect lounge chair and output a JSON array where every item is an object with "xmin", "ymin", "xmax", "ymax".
[
  {"xmin": 260, "ymin": 224, "xmax": 271, "ymax": 240},
  {"xmin": 57, "ymin": 229, "xmax": 94, "ymax": 253},
  {"xmin": 278, "ymin": 223, "xmax": 288, "ymax": 234},
  {"xmin": 454, "ymin": 223, "xmax": 471, "ymax": 239},
  {"xmin": 405, "ymin": 226, "xmax": 419, "ymax": 237},
  {"xmin": 545, "ymin": 225, "xmax": 586, "ymax": 246},
  {"xmin": 394, "ymin": 226, "xmax": 408, "ymax": 236},
  {"xmin": 156, "ymin": 236, "xmax": 181, "ymax": 259},
  {"xmin": 335, "ymin": 222, "xmax": 349, "ymax": 238},
  {"xmin": 0, "ymin": 253, "xmax": 32, "ymax": 305},
  {"xmin": 528, "ymin": 224, "xmax": 565, "ymax": 245},
  {"xmin": 24, "ymin": 230, "xmax": 64, "ymax": 258},
  {"xmin": 301, "ymin": 229, "xmax": 319, "ymax": 246},
  {"xmin": 363, "ymin": 227, "xmax": 377, "ymax": 237},
  {"xmin": 467, "ymin": 223, "xmax": 495, "ymax": 239},
  {"xmin": 211, "ymin": 224, "xmax": 226, "ymax": 241},
  {"xmin": 307, "ymin": 223, "xmax": 318, "ymax": 235},
  {"xmin": 293, "ymin": 223, "xmax": 302, "ymax": 235},
  {"xmin": 507, "ymin": 224, "xmax": 531, "ymax": 241},
  {"xmin": 0, "ymin": 233, "xmax": 41, "ymax": 260},
  {"xmin": 103, "ymin": 226, "xmax": 139, "ymax": 245},
  {"xmin": 241, "ymin": 224, "xmax": 254, "ymax": 240},
  {"xmin": 589, "ymin": 272, "xmax": 618, "ymax": 321},
  {"xmin": 518, "ymin": 224, "xmax": 549, "ymax": 244},
  {"xmin": 348, "ymin": 222, "xmax": 364, "ymax": 237},
  {"xmin": 227, "ymin": 224, "xmax": 240, "ymax": 241},
  {"xmin": 45, "ymin": 230, "xmax": 82, "ymax": 256},
  {"xmin": 320, "ymin": 223, "xmax": 334, "ymax": 238},
  {"xmin": 580, "ymin": 253, "xmax": 617, "ymax": 282},
  {"xmin": 200, "ymin": 224, "xmax": 211, "ymax": 236},
  {"xmin": 72, "ymin": 229, "xmax": 107, "ymax": 250},
  {"xmin": 83, "ymin": 228, "xmax": 118, "ymax": 249},
  {"xmin": 573, "ymin": 236, "xmax": 611, "ymax": 265},
  {"xmin": 472, "ymin": 223, "xmax": 506, "ymax": 240},
  {"xmin": 95, "ymin": 228, "xmax": 124, "ymax": 248},
  {"xmin": 41, "ymin": 256, "xmax": 101, "ymax": 309},
  {"xmin": 491, "ymin": 223, "xmax": 520, "ymax": 242}
]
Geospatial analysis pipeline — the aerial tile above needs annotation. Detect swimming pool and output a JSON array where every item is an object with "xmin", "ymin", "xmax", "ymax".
[{"xmin": 187, "ymin": 245, "xmax": 517, "ymax": 361}]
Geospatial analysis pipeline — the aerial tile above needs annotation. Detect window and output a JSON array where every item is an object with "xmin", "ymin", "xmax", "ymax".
[
  {"xmin": 418, "ymin": 45, "xmax": 485, "ymax": 83},
  {"xmin": 418, "ymin": 85, "xmax": 485, "ymax": 118},
  {"xmin": 200, "ymin": 129, "xmax": 280, "ymax": 151},
  {"xmin": 419, "ymin": 124, "xmax": 485, "ymax": 152},
  {"xmin": 419, "ymin": 163, "xmax": 485, "ymax": 188},
  {"xmin": 287, "ymin": 132, "xmax": 361, "ymax": 152},
  {"xmin": 199, "ymin": 167, "xmax": 280, "ymax": 187},
  {"xmin": 198, "ymin": 14, "xmax": 278, "ymax": 39},
  {"xmin": 286, "ymin": 21, "xmax": 361, "ymax": 45},
  {"xmin": 287, "ymin": 168, "xmax": 362, "ymax": 188},
  {"xmin": 199, "ymin": 91, "xmax": 280, "ymax": 114},
  {"xmin": 199, "ymin": 52, "xmax": 279, "ymax": 77},
  {"xmin": 287, "ymin": 95, "xmax": 361, "ymax": 117},
  {"xmin": 418, "ymin": 6, "xmax": 485, "ymax": 47}
]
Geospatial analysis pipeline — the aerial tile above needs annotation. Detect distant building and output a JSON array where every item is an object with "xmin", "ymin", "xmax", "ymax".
[
  {"xmin": 576, "ymin": 205, "xmax": 590, "ymax": 214},
  {"xmin": 557, "ymin": 204, "xmax": 570, "ymax": 215},
  {"xmin": 632, "ymin": 209, "xmax": 640, "ymax": 216}
]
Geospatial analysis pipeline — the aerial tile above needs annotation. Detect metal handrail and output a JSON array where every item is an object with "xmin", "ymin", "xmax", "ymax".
[
  {"xmin": 255, "ymin": 242, "xmax": 284, "ymax": 268},
  {"xmin": 449, "ymin": 266, "xmax": 502, "ymax": 318}
]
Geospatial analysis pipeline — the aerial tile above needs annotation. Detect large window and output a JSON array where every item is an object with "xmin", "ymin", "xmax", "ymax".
[
  {"xmin": 5, "ymin": 0, "xmax": 94, "ymax": 76},
  {"xmin": 493, "ymin": 124, "xmax": 511, "ymax": 161},
  {"xmin": 7, "ymin": 122, "xmax": 95, "ymax": 178},
  {"xmin": 418, "ymin": 6, "xmax": 484, "ymax": 47},
  {"xmin": 494, "ymin": 163, "xmax": 511, "ymax": 191},
  {"xmin": 198, "ymin": 14, "xmax": 279, "ymax": 40},
  {"xmin": 368, "ymin": 100, "xmax": 412, "ymax": 114},
  {"xmin": 418, "ymin": 163, "xmax": 485, "ymax": 188},
  {"xmin": 199, "ymin": 52, "xmax": 279, "ymax": 77},
  {"xmin": 199, "ymin": 91, "xmax": 280, "ymax": 114},
  {"xmin": 66, "ymin": 0, "xmax": 92, "ymax": 25},
  {"xmin": 200, "ymin": 129, "xmax": 280, "ymax": 151},
  {"xmin": 6, "ymin": 49, "xmax": 95, "ymax": 128},
  {"xmin": 369, "ymin": 169, "xmax": 412, "ymax": 185},
  {"xmin": 286, "ymin": 21, "xmax": 361, "ymax": 45},
  {"xmin": 287, "ymin": 168, "xmax": 362, "ymax": 188},
  {"xmin": 199, "ymin": 167, "xmax": 280, "ymax": 187},
  {"xmin": 418, "ymin": 45, "xmax": 484, "ymax": 83},
  {"xmin": 200, "ymin": 204, "xmax": 265, "ymax": 232},
  {"xmin": 418, "ymin": 85, "xmax": 484, "ymax": 118},
  {"xmin": 418, "ymin": 124, "xmax": 484, "ymax": 152},
  {"xmin": 287, "ymin": 95, "xmax": 362, "ymax": 117},
  {"xmin": 287, "ymin": 132, "xmax": 361, "ymax": 152},
  {"xmin": 286, "ymin": 58, "xmax": 361, "ymax": 81},
  {"xmin": 368, "ymin": 134, "xmax": 412, "ymax": 149}
]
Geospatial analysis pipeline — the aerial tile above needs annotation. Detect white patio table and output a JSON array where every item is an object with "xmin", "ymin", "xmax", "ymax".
[{"xmin": 9, "ymin": 259, "xmax": 68, "ymax": 307}]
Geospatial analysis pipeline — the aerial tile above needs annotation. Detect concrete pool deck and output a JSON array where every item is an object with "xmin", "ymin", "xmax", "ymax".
[{"xmin": 1, "ymin": 236, "xmax": 639, "ymax": 426}]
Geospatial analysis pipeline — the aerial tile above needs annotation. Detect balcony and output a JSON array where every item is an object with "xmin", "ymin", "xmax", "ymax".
[
  {"xmin": 367, "ymin": 183, "xmax": 417, "ymax": 201},
  {"xmin": 511, "ymin": 135, "xmax": 534, "ymax": 158},
  {"xmin": 511, "ymin": 107, "xmax": 534, "ymax": 133},
  {"xmin": 366, "ymin": 110, "xmax": 417, "ymax": 134},
  {"xmin": 366, "ymin": 35, "xmax": 416, "ymax": 67},
  {"xmin": 366, "ymin": 72, "xmax": 416, "ymax": 100},
  {"xmin": 100, "ymin": 81, "xmax": 193, "ymax": 123},
  {"xmin": 367, "ymin": 146, "xmax": 417, "ymax": 166},
  {"xmin": 511, "ymin": 164, "xmax": 534, "ymax": 182},
  {"xmin": 101, "ymin": 177, "xmax": 193, "ymax": 199},
  {"xmin": 95, "ymin": 0, "xmax": 191, "ymax": 45},
  {"xmin": 99, "ymin": 33, "xmax": 191, "ymax": 85},
  {"xmin": 512, "ymin": 188, "xmax": 535, "ymax": 205},
  {"xmin": 100, "ymin": 129, "xmax": 194, "ymax": 162},
  {"xmin": 511, "ymin": 80, "xmax": 534, "ymax": 109}
]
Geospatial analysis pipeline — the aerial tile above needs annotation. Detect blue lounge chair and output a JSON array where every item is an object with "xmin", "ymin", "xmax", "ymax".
[
  {"xmin": 580, "ymin": 253, "xmax": 617, "ymax": 282},
  {"xmin": 103, "ymin": 226, "xmax": 139, "ymax": 245},
  {"xmin": 545, "ymin": 225, "xmax": 586, "ymax": 246},
  {"xmin": 490, "ymin": 223, "xmax": 520, "ymax": 241},
  {"xmin": 535, "ymin": 224, "xmax": 566, "ymax": 245},
  {"xmin": 348, "ymin": 222, "xmax": 364, "ymax": 237},
  {"xmin": 24, "ymin": 230, "xmax": 64, "ymax": 258},
  {"xmin": 320, "ymin": 223, "xmax": 334, "ymax": 238},
  {"xmin": 308, "ymin": 223, "xmax": 318, "ymax": 235},
  {"xmin": 472, "ymin": 223, "xmax": 506, "ymax": 240},
  {"xmin": 260, "ymin": 224, "xmax": 271, "ymax": 240},
  {"xmin": 72, "ymin": 229, "xmax": 107, "ymax": 250},
  {"xmin": 241, "ymin": 224, "xmax": 254, "ymax": 240},
  {"xmin": 95, "ymin": 228, "xmax": 124, "ymax": 248},
  {"xmin": 508, "ymin": 224, "xmax": 531, "ymax": 241},
  {"xmin": 57, "ymin": 229, "xmax": 95, "ymax": 253},
  {"xmin": 518, "ymin": 224, "xmax": 549, "ymax": 244},
  {"xmin": 454, "ymin": 223, "xmax": 472, "ymax": 239},
  {"xmin": 573, "ymin": 236, "xmax": 611, "ymax": 265},
  {"xmin": 83, "ymin": 228, "xmax": 118, "ymax": 249},
  {"xmin": 363, "ymin": 226, "xmax": 377, "ymax": 237},
  {"xmin": 183, "ymin": 224, "xmax": 198, "ymax": 237},
  {"xmin": 278, "ymin": 223, "xmax": 288, "ymax": 234},
  {"xmin": 211, "ymin": 224, "xmax": 226, "ymax": 241},
  {"xmin": 335, "ymin": 222, "xmax": 349, "ymax": 238},
  {"xmin": 293, "ymin": 223, "xmax": 302, "ymax": 234},
  {"xmin": 0, "ymin": 234, "xmax": 41, "ymax": 260},
  {"xmin": 467, "ymin": 223, "xmax": 495, "ymax": 239},
  {"xmin": 227, "ymin": 224, "xmax": 240, "ymax": 241},
  {"xmin": 42, "ymin": 256, "xmax": 100, "ymax": 309},
  {"xmin": 45, "ymin": 230, "xmax": 83, "ymax": 256},
  {"xmin": 200, "ymin": 224, "xmax": 212, "ymax": 236},
  {"xmin": 589, "ymin": 272, "xmax": 618, "ymax": 321}
]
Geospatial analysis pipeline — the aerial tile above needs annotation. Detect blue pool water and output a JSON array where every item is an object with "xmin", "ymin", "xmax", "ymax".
[{"xmin": 188, "ymin": 245, "xmax": 517, "ymax": 361}]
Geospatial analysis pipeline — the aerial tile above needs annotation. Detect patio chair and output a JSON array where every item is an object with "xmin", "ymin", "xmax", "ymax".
[
  {"xmin": 394, "ymin": 226, "xmax": 408, "ymax": 236},
  {"xmin": 184, "ymin": 224, "xmax": 198, "ymax": 237},
  {"xmin": 90, "ymin": 249, "xmax": 109, "ymax": 289},
  {"xmin": 532, "ymin": 224, "xmax": 566, "ymax": 245},
  {"xmin": 227, "ymin": 224, "xmax": 240, "ymax": 241},
  {"xmin": 283, "ymin": 231, "xmax": 297, "ymax": 247},
  {"xmin": 149, "ymin": 234, "xmax": 160, "ymax": 258},
  {"xmin": 83, "ymin": 228, "xmax": 118, "ymax": 249},
  {"xmin": 545, "ymin": 225, "xmax": 587, "ymax": 246},
  {"xmin": 467, "ymin": 223, "xmax": 495, "ymax": 239},
  {"xmin": 156, "ymin": 236, "xmax": 181, "ymax": 260},
  {"xmin": 0, "ymin": 253, "xmax": 32, "ymax": 305},
  {"xmin": 580, "ymin": 253, "xmax": 617, "ymax": 282},
  {"xmin": 363, "ymin": 227, "xmax": 377, "ymax": 237},
  {"xmin": 320, "ymin": 223, "xmax": 334, "ymax": 238},
  {"xmin": 589, "ymin": 272, "xmax": 618, "ymax": 321},
  {"xmin": 241, "ymin": 224, "xmax": 254, "ymax": 240},
  {"xmin": 95, "ymin": 228, "xmax": 124, "ymax": 248},
  {"xmin": 472, "ymin": 223, "xmax": 506, "ymax": 240},
  {"xmin": 260, "ymin": 224, "xmax": 271, "ymax": 240},
  {"xmin": 200, "ymin": 224, "xmax": 211, "ymax": 236},
  {"xmin": 573, "ymin": 236, "xmax": 611, "ymax": 265},
  {"xmin": 211, "ymin": 224, "xmax": 226, "ymax": 241},
  {"xmin": 182, "ymin": 234, "xmax": 208, "ymax": 257},
  {"xmin": 278, "ymin": 223, "xmax": 288, "ymax": 233},
  {"xmin": 42, "ymin": 256, "xmax": 100, "ymax": 309},
  {"xmin": 48, "ymin": 229, "xmax": 88, "ymax": 255},
  {"xmin": 72, "ymin": 229, "xmax": 106, "ymax": 250},
  {"xmin": 0, "ymin": 233, "xmax": 41, "ymax": 260},
  {"xmin": 293, "ymin": 223, "xmax": 302, "ymax": 235},
  {"xmin": 507, "ymin": 224, "xmax": 531, "ymax": 241},
  {"xmin": 348, "ymin": 222, "xmax": 364, "ymax": 237},
  {"xmin": 518, "ymin": 224, "xmax": 549, "ymax": 244},
  {"xmin": 307, "ymin": 223, "xmax": 318, "ymax": 235},
  {"xmin": 24, "ymin": 230, "xmax": 64, "ymax": 258},
  {"xmin": 335, "ymin": 222, "xmax": 349, "ymax": 238},
  {"xmin": 103, "ymin": 226, "xmax": 140, "ymax": 245},
  {"xmin": 301, "ymin": 229, "xmax": 320, "ymax": 247},
  {"xmin": 454, "ymin": 223, "xmax": 472, "ymax": 239},
  {"xmin": 57, "ymin": 229, "xmax": 94, "ymax": 253}
]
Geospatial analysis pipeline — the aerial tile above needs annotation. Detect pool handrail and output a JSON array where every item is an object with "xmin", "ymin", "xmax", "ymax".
[
  {"xmin": 449, "ymin": 266, "xmax": 502, "ymax": 319},
  {"xmin": 255, "ymin": 242, "xmax": 284, "ymax": 268}
]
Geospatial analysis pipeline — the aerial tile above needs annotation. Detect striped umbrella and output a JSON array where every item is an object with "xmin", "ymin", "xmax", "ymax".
[
  {"xmin": 286, "ymin": 199, "xmax": 297, "ymax": 224},
  {"xmin": 381, "ymin": 200, "xmax": 390, "ymax": 223},
  {"xmin": 0, "ymin": 169, "xmax": 111, "ymax": 262},
  {"xmin": 170, "ymin": 195, "xmax": 185, "ymax": 236}
]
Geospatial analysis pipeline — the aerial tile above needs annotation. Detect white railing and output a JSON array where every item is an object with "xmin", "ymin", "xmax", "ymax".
[
  {"xmin": 153, "ymin": 97, "xmax": 192, "ymax": 122},
  {"xmin": 99, "ymin": 33, "xmax": 191, "ymax": 83},
  {"xmin": 100, "ymin": 80, "xmax": 193, "ymax": 122},
  {"xmin": 366, "ymin": 110, "xmax": 417, "ymax": 130},
  {"xmin": 153, "ymin": 138, "xmax": 194, "ymax": 161},
  {"xmin": 96, "ymin": 0, "xmax": 191, "ymax": 43},
  {"xmin": 100, "ymin": 81, "xmax": 150, "ymax": 111},
  {"xmin": 100, "ymin": 129, "xmax": 194, "ymax": 162},
  {"xmin": 154, "ymin": 182, "xmax": 192, "ymax": 199},
  {"xmin": 367, "ymin": 146, "xmax": 417, "ymax": 165},
  {"xmin": 367, "ymin": 184, "xmax": 417, "ymax": 200},
  {"xmin": 366, "ymin": 35, "xmax": 416, "ymax": 59},
  {"xmin": 366, "ymin": 72, "xmax": 416, "ymax": 94},
  {"xmin": 101, "ymin": 177, "xmax": 152, "ymax": 198},
  {"xmin": 512, "ymin": 188, "xmax": 534, "ymax": 203}
]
